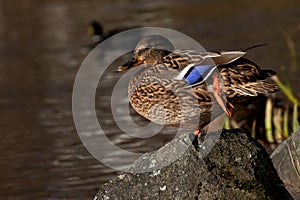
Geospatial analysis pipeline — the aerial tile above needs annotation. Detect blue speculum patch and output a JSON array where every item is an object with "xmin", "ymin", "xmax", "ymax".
[{"xmin": 184, "ymin": 65, "xmax": 215, "ymax": 85}]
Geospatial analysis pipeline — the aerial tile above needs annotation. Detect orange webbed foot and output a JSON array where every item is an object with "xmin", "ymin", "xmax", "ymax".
[
  {"xmin": 212, "ymin": 73, "xmax": 233, "ymax": 117},
  {"xmin": 194, "ymin": 129, "xmax": 201, "ymax": 135}
]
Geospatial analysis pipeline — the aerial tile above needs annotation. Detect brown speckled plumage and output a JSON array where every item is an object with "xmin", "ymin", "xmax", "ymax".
[{"xmin": 117, "ymin": 35, "xmax": 278, "ymax": 130}]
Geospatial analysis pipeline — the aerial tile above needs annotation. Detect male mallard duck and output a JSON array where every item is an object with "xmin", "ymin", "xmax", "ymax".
[{"xmin": 117, "ymin": 35, "xmax": 278, "ymax": 134}]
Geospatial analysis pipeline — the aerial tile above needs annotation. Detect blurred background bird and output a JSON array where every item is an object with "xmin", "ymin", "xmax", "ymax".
[{"xmin": 88, "ymin": 20, "xmax": 140, "ymax": 47}]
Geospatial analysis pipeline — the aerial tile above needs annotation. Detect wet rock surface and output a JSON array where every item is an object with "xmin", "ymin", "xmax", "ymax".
[
  {"xmin": 95, "ymin": 129, "xmax": 293, "ymax": 200},
  {"xmin": 271, "ymin": 128, "xmax": 300, "ymax": 199}
]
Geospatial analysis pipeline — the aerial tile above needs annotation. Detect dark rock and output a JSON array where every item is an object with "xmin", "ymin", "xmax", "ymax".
[
  {"xmin": 95, "ymin": 129, "xmax": 293, "ymax": 200},
  {"xmin": 271, "ymin": 128, "xmax": 300, "ymax": 199}
]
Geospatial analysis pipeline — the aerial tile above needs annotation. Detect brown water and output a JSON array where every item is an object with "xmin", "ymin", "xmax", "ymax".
[{"xmin": 0, "ymin": 0, "xmax": 299, "ymax": 199}]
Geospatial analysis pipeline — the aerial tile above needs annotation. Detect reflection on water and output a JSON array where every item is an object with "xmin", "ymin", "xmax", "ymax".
[{"xmin": 0, "ymin": 0, "xmax": 299, "ymax": 199}]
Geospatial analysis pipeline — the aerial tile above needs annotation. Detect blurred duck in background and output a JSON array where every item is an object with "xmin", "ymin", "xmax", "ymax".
[
  {"xmin": 88, "ymin": 21, "xmax": 104, "ymax": 45},
  {"xmin": 88, "ymin": 21, "xmax": 139, "ymax": 47}
]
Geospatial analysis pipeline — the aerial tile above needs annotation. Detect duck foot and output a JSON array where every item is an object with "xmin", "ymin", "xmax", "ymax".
[
  {"xmin": 192, "ymin": 134, "xmax": 199, "ymax": 149},
  {"xmin": 194, "ymin": 129, "xmax": 201, "ymax": 135},
  {"xmin": 192, "ymin": 129, "xmax": 201, "ymax": 149},
  {"xmin": 191, "ymin": 129, "xmax": 208, "ymax": 149}
]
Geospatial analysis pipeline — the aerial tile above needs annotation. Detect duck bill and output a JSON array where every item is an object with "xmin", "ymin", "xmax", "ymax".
[
  {"xmin": 88, "ymin": 26, "xmax": 94, "ymax": 36},
  {"xmin": 116, "ymin": 58, "xmax": 142, "ymax": 72}
]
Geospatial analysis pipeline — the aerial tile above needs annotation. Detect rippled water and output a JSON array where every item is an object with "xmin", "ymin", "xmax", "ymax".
[{"xmin": 0, "ymin": 0, "xmax": 299, "ymax": 199}]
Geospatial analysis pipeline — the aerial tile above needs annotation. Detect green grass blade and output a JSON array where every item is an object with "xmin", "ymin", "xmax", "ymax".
[
  {"xmin": 273, "ymin": 108, "xmax": 283, "ymax": 142},
  {"xmin": 265, "ymin": 98, "xmax": 274, "ymax": 143},
  {"xmin": 293, "ymin": 103, "xmax": 299, "ymax": 132},
  {"xmin": 283, "ymin": 106, "xmax": 289, "ymax": 138},
  {"xmin": 224, "ymin": 115, "xmax": 230, "ymax": 130},
  {"xmin": 284, "ymin": 33, "xmax": 298, "ymax": 72},
  {"xmin": 272, "ymin": 76, "xmax": 299, "ymax": 105},
  {"xmin": 251, "ymin": 119, "xmax": 256, "ymax": 139}
]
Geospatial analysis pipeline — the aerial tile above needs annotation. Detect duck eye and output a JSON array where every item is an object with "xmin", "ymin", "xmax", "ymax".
[{"xmin": 136, "ymin": 56, "xmax": 144, "ymax": 64}]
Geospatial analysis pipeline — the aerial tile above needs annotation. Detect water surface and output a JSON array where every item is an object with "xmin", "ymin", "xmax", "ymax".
[{"xmin": 0, "ymin": 0, "xmax": 299, "ymax": 199}]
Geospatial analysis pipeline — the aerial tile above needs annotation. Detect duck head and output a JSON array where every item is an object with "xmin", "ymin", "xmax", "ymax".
[
  {"xmin": 88, "ymin": 21, "xmax": 104, "ymax": 43},
  {"xmin": 117, "ymin": 35, "xmax": 175, "ymax": 72}
]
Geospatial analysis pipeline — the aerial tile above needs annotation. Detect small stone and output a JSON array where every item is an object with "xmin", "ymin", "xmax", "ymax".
[
  {"xmin": 102, "ymin": 195, "xmax": 110, "ymax": 200},
  {"xmin": 150, "ymin": 169, "xmax": 161, "ymax": 177},
  {"xmin": 159, "ymin": 185, "xmax": 167, "ymax": 191},
  {"xmin": 117, "ymin": 174, "xmax": 125, "ymax": 180},
  {"xmin": 149, "ymin": 159, "xmax": 157, "ymax": 168},
  {"xmin": 234, "ymin": 157, "xmax": 242, "ymax": 162}
]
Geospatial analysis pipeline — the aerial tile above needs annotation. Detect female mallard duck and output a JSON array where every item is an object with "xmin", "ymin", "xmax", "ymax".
[{"xmin": 117, "ymin": 35, "xmax": 278, "ymax": 134}]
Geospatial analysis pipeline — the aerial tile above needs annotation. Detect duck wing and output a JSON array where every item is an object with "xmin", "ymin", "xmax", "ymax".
[{"xmin": 161, "ymin": 49, "xmax": 246, "ymax": 69}]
